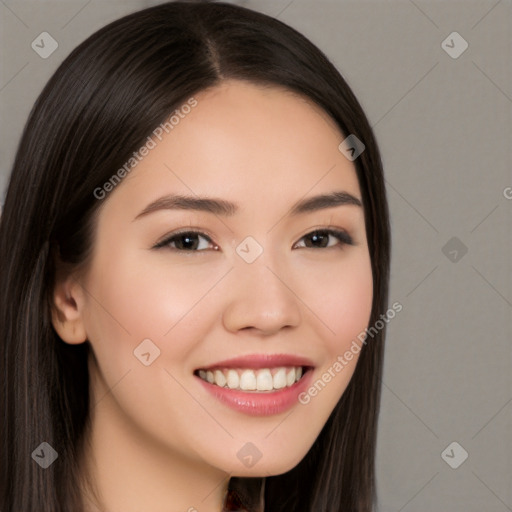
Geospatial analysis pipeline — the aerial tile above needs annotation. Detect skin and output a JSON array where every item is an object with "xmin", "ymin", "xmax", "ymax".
[{"xmin": 51, "ymin": 79, "xmax": 373, "ymax": 512}]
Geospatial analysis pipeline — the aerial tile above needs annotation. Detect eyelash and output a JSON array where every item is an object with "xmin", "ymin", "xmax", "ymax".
[{"xmin": 153, "ymin": 228, "xmax": 354, "ymax": 252}]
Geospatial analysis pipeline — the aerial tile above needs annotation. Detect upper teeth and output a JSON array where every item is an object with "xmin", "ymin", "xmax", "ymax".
[{"xmin": 197, "ymin": 366, "xmax": 303, "ymax": 391}]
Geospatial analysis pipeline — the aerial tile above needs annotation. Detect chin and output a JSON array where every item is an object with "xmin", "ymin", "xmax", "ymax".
[{"xmin": 229, "ymin": 450, "xmax": 309, "ymax": 477}]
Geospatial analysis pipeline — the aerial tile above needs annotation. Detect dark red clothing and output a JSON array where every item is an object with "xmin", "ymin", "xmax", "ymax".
[
  {"xmin": 223, "ymin": 478, "xmax": 265, "ymax": 512},
  {"xmin": 223, "ymin": 488, "xmax": 252, "ymax": 511}
]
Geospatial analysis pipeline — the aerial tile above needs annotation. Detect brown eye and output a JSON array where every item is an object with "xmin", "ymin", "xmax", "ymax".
[
  {"xmin": 295, "ymin": 229, "xmax": 353, "ymax": 249},
  {"xmin": 154, "ymin": 231, "xmax": 217, "ymax": 251}
]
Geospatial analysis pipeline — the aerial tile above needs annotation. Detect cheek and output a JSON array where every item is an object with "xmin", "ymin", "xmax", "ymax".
[
  {"xmin": 284, "ymin": 253, "xmax": 373, "ymax": 439},
  {"xmin": 329, "ymin": 261, "xmax": 373, "ymax": 349},
  {"xmin": 80, "ymin": 252, "xmax": 226, "ymax": 456},
  {"xmin": 81, "ymin": 251, "xmax": 226, "ymax": 369},
  {"xmin": 298, "ymin": 250, "xmax": 373, "ymax": 355}
]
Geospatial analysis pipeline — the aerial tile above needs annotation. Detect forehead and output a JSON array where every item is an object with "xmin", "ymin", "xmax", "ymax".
[{"xmin": 105, "ymin": 79, "xmax": 361, "ymax": 216}]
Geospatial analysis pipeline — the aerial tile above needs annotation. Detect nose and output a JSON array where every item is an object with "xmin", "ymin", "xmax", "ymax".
[{"xmin": 222, "ymin": 259, "xmax": 302, "ymax": 336}]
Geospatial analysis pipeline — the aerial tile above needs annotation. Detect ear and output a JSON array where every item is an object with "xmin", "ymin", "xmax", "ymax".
[{"xmin": 51, "ymin": 271, "xmax": 88, "ymax": 345}]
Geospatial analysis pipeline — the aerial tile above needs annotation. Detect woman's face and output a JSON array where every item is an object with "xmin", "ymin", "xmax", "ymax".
[{"xmin": 62, "ymin": 79, "xmax": 373, "ymax": 477}]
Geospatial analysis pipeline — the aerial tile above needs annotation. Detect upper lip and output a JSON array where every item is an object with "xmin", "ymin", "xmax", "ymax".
[{"xmin": 196, "ymin": 353, "xmax": 315, "ymax": 371}]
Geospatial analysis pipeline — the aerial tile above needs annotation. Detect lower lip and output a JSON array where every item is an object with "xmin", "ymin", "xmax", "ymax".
[{"xmin": 195, "ymin": 369, "xmax": 314, "ymax": 416}]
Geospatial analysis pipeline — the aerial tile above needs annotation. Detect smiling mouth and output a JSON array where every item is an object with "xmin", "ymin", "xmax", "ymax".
[{"xmin": 194, "ymin": 366, "xmax": 311, "ymax": 392}]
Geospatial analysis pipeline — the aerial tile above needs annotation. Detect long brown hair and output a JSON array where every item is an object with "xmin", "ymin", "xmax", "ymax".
[{"xmin": 0, "ymin": 2, "xmax": 391, "ymax": 510}]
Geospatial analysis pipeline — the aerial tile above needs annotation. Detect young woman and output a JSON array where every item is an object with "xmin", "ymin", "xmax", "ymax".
[{"xmin": 0, "ymin": 1, "xmax": 391, "ymax": 511}]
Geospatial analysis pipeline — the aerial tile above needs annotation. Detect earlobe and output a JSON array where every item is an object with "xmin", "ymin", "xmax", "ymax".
[{"xmin": 51, "ymin": 274, "xmax": 88, "ymax": 345}]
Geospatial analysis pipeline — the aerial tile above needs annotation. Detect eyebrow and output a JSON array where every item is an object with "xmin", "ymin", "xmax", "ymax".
[{"xmin": 133, "ymin": 190, "xmax": 362, "ymax": 221}]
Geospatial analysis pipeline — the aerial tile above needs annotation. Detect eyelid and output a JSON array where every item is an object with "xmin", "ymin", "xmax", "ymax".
[
  {"xmin": 293, "ymin": 226, "xmax": 354, "ymax": 248},
  {"xmin": 153, "ymin": 228, "xmax": 217, "ymax": 250},
  {"xmin": 153, "ymin": 225, "xmax": 354, "ymax": 251}
]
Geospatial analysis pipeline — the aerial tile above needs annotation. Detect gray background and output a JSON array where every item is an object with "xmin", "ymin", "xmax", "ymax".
[{"xmin": 1, "ymin": 0, "xmax": 511, "ymax": 510}]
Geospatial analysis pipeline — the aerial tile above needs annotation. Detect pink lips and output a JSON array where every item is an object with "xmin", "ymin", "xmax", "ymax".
[{"xmin": 194, "ymin": 353, "xmax": 315, "ymax": 416}]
